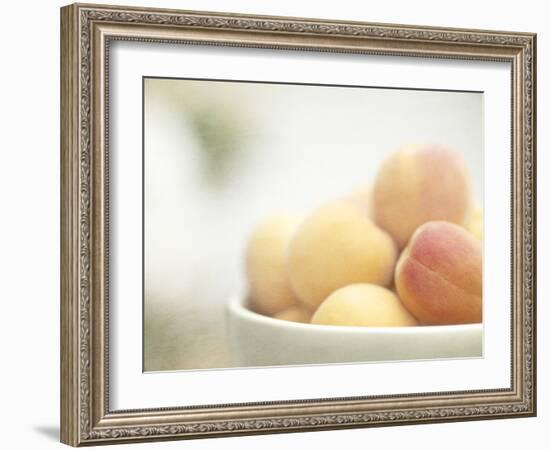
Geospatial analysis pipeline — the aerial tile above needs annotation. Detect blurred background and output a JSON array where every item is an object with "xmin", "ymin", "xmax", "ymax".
[{"xmin": 143, "ymin": 78, "xmax": 482, "ymax": 371}]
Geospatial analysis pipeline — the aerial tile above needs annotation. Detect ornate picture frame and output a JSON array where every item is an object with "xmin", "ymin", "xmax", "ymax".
[{"xmin": 60, "ymin": 3, "xmax": 536, "ymax": 446}]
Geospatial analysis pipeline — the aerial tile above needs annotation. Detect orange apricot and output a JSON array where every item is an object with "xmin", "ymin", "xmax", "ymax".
[
  {"xmin": 245, "ymin": 213, "xmax": 302, "ymax": 316},
  {"xmin": 287, "ymin": 200, "xmax": 397, "ymax": 310},
  {"xmin": 372, "ymin": 145, "xmax": 472, "ymax": 249},
  {"xmin": 395, "ymin": 221, "xmax": 482, "ymax": 325}
]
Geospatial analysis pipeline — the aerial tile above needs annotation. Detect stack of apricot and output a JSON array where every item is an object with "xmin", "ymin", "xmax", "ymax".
[{"xmin": 244, "ymin": 145, "xmax": 483, "ymax": 327}]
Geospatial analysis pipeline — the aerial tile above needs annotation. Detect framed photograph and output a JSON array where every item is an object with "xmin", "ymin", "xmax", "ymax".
[{"xmin": 60, "ymin": 3, "xmax": 537, "ymax": 446}]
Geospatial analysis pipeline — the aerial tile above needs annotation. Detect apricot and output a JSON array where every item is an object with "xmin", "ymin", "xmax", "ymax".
[
  {"xmin": 287, "ymin": 200, "xmax": 397, "ymax": 310},
  {"xmin": 395, "ymin": 221, "xmax": 482, "ymax": 325},
  {"xmin": 274, "ymin": 305, "xmax": 311, "ymax": 323},
  {"xmin": 372, "ymin": 145, "xmax": 472, "ymax": 249},
  {"xmin": 245, "ymin": 213, "xmax": 302, "ymax": 316},
  {"xmin": 311, "ymin": 284, "xmax": 417, "ymax": 327},
  {"xmin": 465, "ymin": 207, "xmax": 483, "ymax": 241}
]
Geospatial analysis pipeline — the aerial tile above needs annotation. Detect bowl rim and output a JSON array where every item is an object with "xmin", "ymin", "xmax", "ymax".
[{"xmin": 227, "ymin": 294, "xmax": 483, "ymax": 336}]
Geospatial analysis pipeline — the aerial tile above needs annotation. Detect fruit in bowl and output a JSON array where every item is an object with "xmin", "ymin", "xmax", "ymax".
[
  {"xmin": 237, "ymin": 144, "xmax": 483, "ymax": 351},
  {"xmin": 287, "ymin": 199, "xmax": 397, "ymax": 311},
  {"xmin": 372, "ymin": 145, "xmax": 472, "ymax": 249},
  {"xmin": 244, "ymin": 213, "xmax": 303, "ymax": 316},
  {"xmin": 395, "ymin": 221, "xmax": 482, "ymax": 325},
  {"xmin": 311, "ymin": 284, "xmax": 417, "ymax": 327}
]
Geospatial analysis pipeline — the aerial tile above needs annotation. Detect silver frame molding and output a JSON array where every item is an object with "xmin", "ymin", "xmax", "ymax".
[{"xmin": 60, "ymin": 3, "xmax": 536, "ymax": 446}]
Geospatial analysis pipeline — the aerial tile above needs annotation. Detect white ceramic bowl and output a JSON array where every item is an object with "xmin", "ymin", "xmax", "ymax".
[{"xmin": 226, "ymin": 295, "xmax": 482, "ymax": 367}]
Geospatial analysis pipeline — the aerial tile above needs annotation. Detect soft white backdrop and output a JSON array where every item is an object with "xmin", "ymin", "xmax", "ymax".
[{"xmin": 0, "ymin": 0, "xmax": 545, "ymax": 449}]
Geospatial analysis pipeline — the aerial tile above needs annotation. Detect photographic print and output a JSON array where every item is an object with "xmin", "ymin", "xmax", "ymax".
[{"xmin": 143, "ymin": 78, "xmax": 484, "ymax": 371}]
